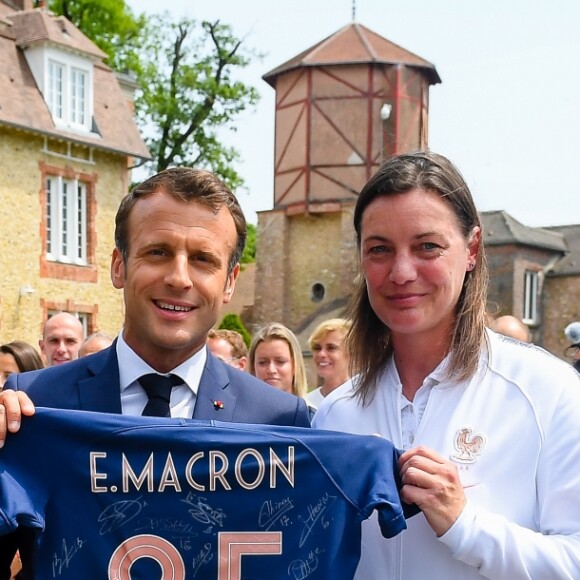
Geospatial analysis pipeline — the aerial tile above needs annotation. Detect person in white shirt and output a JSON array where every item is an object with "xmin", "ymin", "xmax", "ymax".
[
  {"xmin": 306, "ymin": 318, "xmax": 351, "ymax": 409},
  {"xmin": 313, "ymin": 151, "xmax": 580, "ymax": 579}
]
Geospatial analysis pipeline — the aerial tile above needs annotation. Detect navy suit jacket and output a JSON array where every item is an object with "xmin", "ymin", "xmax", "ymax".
[{"xmin": 4, "ymin": 343, "xmax": 311, "ymax": 427}]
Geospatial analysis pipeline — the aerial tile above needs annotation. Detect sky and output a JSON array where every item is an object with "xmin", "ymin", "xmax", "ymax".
[{"xmin": 127, "ymin": 0, "xmax": 580, "ymax": 227}]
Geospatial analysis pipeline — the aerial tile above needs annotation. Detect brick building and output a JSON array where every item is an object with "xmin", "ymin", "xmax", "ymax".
[
  {"xmin": 0, "ymin": 0, "xmax": 149, "ymax": 346},
  {"xmin": 543, "ymin": 224, "xmax": 580, "ymax": 356},
  {"xmin": 481, "ymin": 211, "xmax": 580, "ymax": 353}
]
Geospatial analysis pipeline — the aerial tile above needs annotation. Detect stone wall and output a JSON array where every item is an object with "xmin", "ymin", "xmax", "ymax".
[{"xmin": 0, "ymin": 127, "xmax": 128, "ymax": 346}]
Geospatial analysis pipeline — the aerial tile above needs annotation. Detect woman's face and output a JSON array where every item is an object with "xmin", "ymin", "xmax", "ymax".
[
  {"xmin": 311, "ymin": 330, "xmax": 349, "ymax": 386},
  {"xmin": 253, "ymin": 339, "xmax": 295, "ymax": 394},
  {"xmin": 0, "ymin": 352, "xmax": 19, "ymax": 389},
  {"xmin": 360, "ymin": 188, "xmax": 479, "ymax": 345}
]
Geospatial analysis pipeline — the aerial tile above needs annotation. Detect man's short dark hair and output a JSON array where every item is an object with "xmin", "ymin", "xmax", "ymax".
[{"xmin": 115, "ymin": 167, "xmax": 246, "ymax": 274}]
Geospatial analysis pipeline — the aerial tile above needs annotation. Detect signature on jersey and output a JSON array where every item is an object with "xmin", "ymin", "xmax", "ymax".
[
  {"xmin": 52, "ymin": 537, "xmax": 86, "ymax": 576},
  {"xmin": 298, "ymin": 493, "xmax": 337, "ymax": 548}
]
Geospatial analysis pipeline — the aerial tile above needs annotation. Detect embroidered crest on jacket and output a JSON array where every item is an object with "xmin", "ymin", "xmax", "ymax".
[{"xmin": 451, "ymin": 427, "xmax": 486, "ymax": 464}]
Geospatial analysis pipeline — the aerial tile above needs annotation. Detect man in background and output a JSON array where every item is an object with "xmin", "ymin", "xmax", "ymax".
[
  {"xmin": 489, "ymin": 314, "xmax": 530, "ymax": 342},
  {"xmin": 207, "ymin": 328, "xmax": 248, "ymax": 370},
  {"xmin": 564, "ymin": 321, "xmax": 580, "ymax": 373},
  {"xmin": 38, "ymin": 312, "xmax": 84, "ymax": 367},
  {"xmin": 78, "ymin": 332, "xmax": 114, "ymax": 358}
]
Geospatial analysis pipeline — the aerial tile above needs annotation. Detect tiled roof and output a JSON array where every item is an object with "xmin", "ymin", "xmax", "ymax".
[
  {"xmin": 91, "ymin": 62, "xmax": 150, "ymax": 159},
  {"xmin": 0, "ymin": 5, "xmax": 149, "ymax": 159},
  {"xmin": 9, "ymin": 9, "xmax": 106, "ymax": 59},
  {"xmin": 263, "ymin": 23, "xmax": 441, "ymax": 86},
  {"xmin": 545, "ymin": 224, "xmax": 580, "ymax": 276},
  {"xmin": 481, "ymin": 210, "xmax": 567, "ymax": 252},
  {"xmin": 0, "ymin": 33, "xmax": 54, "ymax": 128},
  {"xmin": 0, "ymin": 2, "xmax": 15, "ymax": 21}
]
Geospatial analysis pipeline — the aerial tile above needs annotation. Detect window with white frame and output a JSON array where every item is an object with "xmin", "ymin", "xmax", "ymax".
[
  {"xmin": 46, "ymin": 176, "xmax": 87, "ymax": 265},
  {"xmin": 47, "ymin": 60, "xmax": 64, "ymax": 121},
  {"xmin": 523, "ymin": 270, "xmax": 539, "ymax": 324},
  {"xmin": 70, "ymin": 67, "xmax": 87, "ymax": 125},
  {"xmin": 47, "ymin": 58, "xmax": 90, "ymax": 130}
]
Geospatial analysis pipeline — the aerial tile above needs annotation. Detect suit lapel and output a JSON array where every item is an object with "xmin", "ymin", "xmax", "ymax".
[
  {"xmin": 194, "ymin": 353, "xmax": 237, "ymax": 422},
  {"xmin": 78, "ymin": 344, "xmax": 123, "ymax": 414},
  {"xmin": 76, "ymin": 347, "xmax": 238, "ymax": 419}
]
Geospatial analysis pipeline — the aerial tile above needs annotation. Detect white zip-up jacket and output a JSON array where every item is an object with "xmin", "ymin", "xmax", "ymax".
[{"xmin": 313, "ymin": 330, "xmax": 580, "ymax": 579}]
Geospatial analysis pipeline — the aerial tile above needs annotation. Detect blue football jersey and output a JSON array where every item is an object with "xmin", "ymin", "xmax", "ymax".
[{"xmin": 0, "ymin": 408, "xmax": 414, "ymax": 579}]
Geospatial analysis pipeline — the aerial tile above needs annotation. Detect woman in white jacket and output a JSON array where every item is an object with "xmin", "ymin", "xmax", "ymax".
[{"xmin": 313, "ymin": 151, "xmax": 580, "ymax": 579}]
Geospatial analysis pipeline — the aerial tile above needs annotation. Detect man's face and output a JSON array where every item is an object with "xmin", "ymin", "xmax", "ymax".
[
  {"xmin": 111, "ymin": 191, "xmax": 239, "ymax": 373},
  {"xmin": 39, "ymin": 313, "xmax": 84, "ymax": 366},
  {"xmin": 79, "ymin": 336, "xmax": 113, "ymax": 358},
  {"xmin": 207, "ymin": 337, "xmax": 247, "ymax": 370}
]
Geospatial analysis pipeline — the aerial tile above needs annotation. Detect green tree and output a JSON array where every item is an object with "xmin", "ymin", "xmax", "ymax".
[
  {"xmin": 219, "ymin": 314, "xmax": 251, "ymax": 347},
  {"xmin": 241, "ymin": 223, "xmax": 256, "ymax": 264},
  {"xmin": 47, "ymin": 3, "xmax": 261, "ymax": 190},
  {"xmin": 47, "ymin": 0, "xmax": 144, "ymax": 73},
  {"xmin": 135, "ymin": 14, "xmax": 260, "ymax": 187}
]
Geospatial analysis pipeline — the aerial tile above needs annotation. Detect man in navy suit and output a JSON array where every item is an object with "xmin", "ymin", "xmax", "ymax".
[{"xmin": 0, "ymin": 167, "xmax": 309, "ymax": 576}]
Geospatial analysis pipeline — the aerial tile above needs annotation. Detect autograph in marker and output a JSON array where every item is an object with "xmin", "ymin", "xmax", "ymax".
[
  {"xmin": 258, "ymin": 497, "xmax": 295, "ymax": 530},
  {"xmin": 298, "ymin": 493, "xmax": 337, "ymax": 548},
  {"xmin": 97, "ymin": 497, "xmax": 145, "ymax": 534},
  {"xmin": 51, "ymin": 537, "xmax": 86, "ymax": 577}
]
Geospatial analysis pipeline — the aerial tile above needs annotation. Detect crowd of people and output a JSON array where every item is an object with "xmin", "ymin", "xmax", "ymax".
[
  {"xmin": 0, "ymin": 319, "xmax": 115, "ymax": 394},
  {"xmin": 0, "ymin": 154, "xmax": 578, "ymax": 578}
]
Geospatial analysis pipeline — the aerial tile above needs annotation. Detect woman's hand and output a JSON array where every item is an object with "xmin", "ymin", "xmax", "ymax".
[{"xmin": 399, "ymin": 445, "xmax": 466, "ymax": 536}]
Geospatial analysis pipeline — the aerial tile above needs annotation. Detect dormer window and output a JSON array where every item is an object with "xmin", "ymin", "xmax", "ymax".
[{"xmin": 47, "ymin": 57, "xmax": 91, "ymax": 131}]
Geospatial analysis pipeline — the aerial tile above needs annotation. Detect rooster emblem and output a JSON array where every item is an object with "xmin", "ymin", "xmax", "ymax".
[{"xmin": 451, "ymin": 427, "xmax": 486, "ymax": 464}]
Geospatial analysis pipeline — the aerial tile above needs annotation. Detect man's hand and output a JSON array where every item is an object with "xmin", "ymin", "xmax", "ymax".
[
  {"xmin": 0, "ymin": 390, "xmax": 35, "ymax": 447},
  {"xmin": 399, "ymin": 446, "xmax": 466, "ymax": 536}
]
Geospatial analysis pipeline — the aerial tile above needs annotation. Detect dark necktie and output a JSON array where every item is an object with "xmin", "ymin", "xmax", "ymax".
[{"xmin": 139, "ymin": 373, "xmax": 182, "ymax": 417}]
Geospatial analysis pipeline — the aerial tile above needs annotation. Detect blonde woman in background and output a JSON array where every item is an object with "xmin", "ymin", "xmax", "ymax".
[
  {"xmin": 248, "ymin": 322, "xmax": 308, "ymax": 399},
  {"xmin": 306, "ymin": 318, "xmax": 352, "ymax": 409}
]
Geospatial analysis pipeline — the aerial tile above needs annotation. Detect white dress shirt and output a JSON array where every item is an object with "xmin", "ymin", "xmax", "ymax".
[
  {"xmin": 399, "ymin": 373, "xmax": 437, "ymax": 450},
  {"xmin": 116, "ymin": 332, "xmax": 207, "ymax": 418}
]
